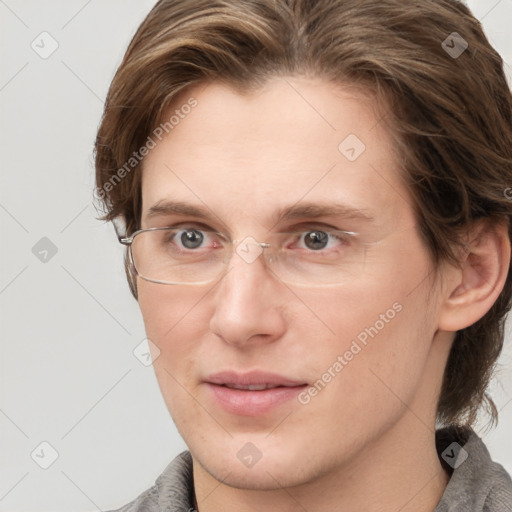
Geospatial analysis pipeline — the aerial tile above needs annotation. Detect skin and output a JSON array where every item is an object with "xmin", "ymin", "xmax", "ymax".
[{"xmin": 137, "ymin": 76, "xmax": 510, "ymax": 512}]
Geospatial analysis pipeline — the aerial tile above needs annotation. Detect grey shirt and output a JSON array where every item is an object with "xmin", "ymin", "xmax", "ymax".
[{"xmin": 108, "ymin": 427, "xmax": 512, "ymax": 511}]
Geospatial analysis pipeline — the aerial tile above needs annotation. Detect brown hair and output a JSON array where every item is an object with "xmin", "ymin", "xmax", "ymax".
[{"xmin": 94, "ymin": 0, "xmax": 512, "ymax": 427}]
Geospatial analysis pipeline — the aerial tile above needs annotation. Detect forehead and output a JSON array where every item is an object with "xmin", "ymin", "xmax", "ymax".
[{"xmin": 141, "ymin": 77, "xmax": 414, "ymax": 231}]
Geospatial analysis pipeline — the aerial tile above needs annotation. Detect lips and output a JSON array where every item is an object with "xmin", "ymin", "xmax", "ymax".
[
  {"xmin": 223, "ymin": 383, "xmax": 281, "ymax": 390},
  {"xmin": 204, "ymin": 371, "xmax": 308, "ymax": 416}
]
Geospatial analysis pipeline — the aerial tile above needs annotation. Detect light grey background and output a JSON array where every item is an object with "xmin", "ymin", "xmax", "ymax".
[{"xmin": 1, "ymin": 1, "xmax": 511, "ymax": 510}]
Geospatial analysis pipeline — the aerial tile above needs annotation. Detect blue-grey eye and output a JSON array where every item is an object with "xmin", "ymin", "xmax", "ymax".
[
  {"xmin": 304, "ymin": 231, "xmax": 329, "ymax": 250},
  {"xmin": 180, "ymin": 229, "xmax": 204, "ymax": 249}
]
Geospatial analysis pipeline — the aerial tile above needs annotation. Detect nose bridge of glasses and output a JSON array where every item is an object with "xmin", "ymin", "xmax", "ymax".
[{"xmin": 232, "ymin": 236, "xmax": 272, "ymax": 265}]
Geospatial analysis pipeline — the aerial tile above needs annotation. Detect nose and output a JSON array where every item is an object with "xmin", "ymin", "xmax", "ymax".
[{"xmin": 208, "ymin": 244, "xmax": 287, "ymax": 348}]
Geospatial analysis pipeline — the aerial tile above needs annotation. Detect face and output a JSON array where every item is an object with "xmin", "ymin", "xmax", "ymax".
[{"xmin": 138, "ymin": 77, "xmax": 446, "ymax": 490}]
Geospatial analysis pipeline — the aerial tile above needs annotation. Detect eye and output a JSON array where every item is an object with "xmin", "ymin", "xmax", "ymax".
[
  {"xmin": 169, "ymin": 225, "xmax": 223, "ymax": 251},
  {"xmin": 295, "ymin": 229, "xmax": 352, "ymax": 251}
]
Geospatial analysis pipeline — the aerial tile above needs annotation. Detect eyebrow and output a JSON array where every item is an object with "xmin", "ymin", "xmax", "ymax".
[
  {"xmin": 146, "ymin": 200, "xmax": 214, "ymax": 220},
  {"xmin": 145, "ymin": 199, "xmax": 374, "ymax": 225},
  {"xmin": 274, "ymin": 203, "xmax": 374, "ymax": 223}
]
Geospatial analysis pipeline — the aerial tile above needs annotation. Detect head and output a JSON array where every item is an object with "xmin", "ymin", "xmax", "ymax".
[{"xmin": 95, "ymin": 0, "xmax": 512, "ymax": 490}]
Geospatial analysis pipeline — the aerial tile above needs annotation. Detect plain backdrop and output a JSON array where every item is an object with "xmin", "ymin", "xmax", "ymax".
[{"xmin": 1, "ymin": 1, "xmax": 511, "ymax": 510}]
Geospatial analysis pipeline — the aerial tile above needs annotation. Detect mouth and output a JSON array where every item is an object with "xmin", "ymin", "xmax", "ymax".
[
  {"xmin": 204, "ymin": 371, "xmax": 308, "ymax": 416},
  {"xmin": 220, "ymin": 383, "xmax": 286, "ymax": 391}
]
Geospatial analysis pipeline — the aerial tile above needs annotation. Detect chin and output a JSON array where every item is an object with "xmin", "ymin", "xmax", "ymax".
[
  {"xmin": 187, "ymin": 430, "xmax": 331, "ymax": 491},
  {"xmin": 194, "ymin": 450, "xmax": 313, "ymax": 490}
]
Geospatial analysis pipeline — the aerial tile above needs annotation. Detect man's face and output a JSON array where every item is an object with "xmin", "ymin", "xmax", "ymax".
[{"xmin": 138, "ymin": 77, "xmax": 448, "ymax": 489}]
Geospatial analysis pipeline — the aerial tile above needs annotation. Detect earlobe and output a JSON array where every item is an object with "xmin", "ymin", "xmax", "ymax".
[{"xmin": 438, "ymin": 220, "xmax": 510, "ymax": 332}]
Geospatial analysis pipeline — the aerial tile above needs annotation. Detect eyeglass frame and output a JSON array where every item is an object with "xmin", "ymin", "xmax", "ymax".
[{"xmin": 117, "ymin": 225, "xmax": 366, "ymax": 287}]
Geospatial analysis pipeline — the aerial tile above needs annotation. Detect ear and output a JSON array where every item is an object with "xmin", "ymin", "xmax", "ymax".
[{"xmin": 438, "ymin": 220, "xmax": 510, "ymax": 332}]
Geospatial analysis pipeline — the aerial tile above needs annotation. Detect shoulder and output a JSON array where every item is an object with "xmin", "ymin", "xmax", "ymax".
[{"xmin": 435, "ymin": 426, "xmax": 512, "ymax": 511}]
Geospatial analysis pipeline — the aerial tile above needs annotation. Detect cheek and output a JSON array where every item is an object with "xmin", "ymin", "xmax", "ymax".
[
  {"xmin": 306, "ymin": 287, "xmax": 429, "ymax": 381},
  {"xmin": 290, "ymin": 297, "xmax": 435, "ymax": 463},
  {"xmin": 137, "ymin": 280, "xmax": 208, "ymax": 394},
  {"xmin": 138, "ymin": 280, "xmax": 208, "ymax": 342},
  {"xmin": 307, "ymin": 243, "xmax": 437, "ymax": 398}
]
